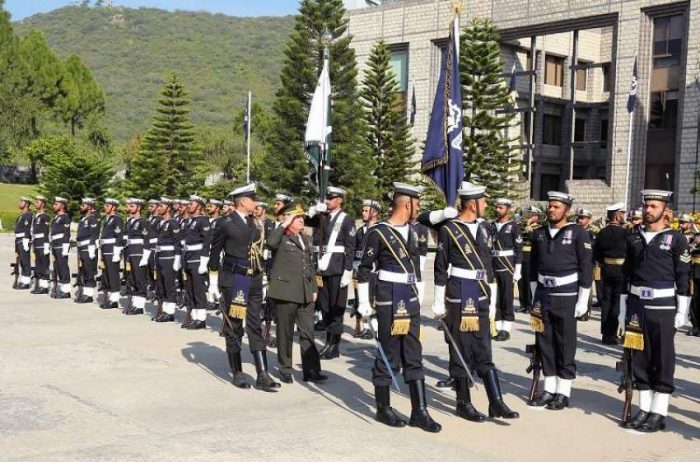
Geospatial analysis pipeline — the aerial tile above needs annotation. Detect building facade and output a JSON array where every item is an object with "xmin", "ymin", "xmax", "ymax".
[{"xmin": 346, "ymin": 0, "xmax": 700, "ymax": 215}]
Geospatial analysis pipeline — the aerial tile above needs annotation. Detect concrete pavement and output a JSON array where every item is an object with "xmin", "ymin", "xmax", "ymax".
[{"xmin": 0, "ymin": 233, "xmax": 697, "ymax": 461}]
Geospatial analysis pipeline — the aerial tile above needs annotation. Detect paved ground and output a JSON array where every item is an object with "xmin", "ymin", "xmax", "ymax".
[{"xmin": 0, "ymin": 233, "xmax": 698, "ymax": 461}]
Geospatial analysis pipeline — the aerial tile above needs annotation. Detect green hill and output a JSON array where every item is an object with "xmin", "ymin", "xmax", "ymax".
[{"xmin": 13, "ymin": 5, "xmax": 294, "ymax": 142}]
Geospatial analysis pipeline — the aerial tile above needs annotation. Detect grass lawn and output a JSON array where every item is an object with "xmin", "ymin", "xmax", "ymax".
[{"xmin": 0, "ymin": 183, "xmax": 38, "ymax": 232}]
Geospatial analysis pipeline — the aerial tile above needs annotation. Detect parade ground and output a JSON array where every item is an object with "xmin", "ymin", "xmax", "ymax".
[{"xmin": 0, "ymin": 233, "xmax": 697, "ymax": 461}]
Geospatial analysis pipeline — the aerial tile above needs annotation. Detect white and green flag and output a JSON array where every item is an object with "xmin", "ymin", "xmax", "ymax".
[{"xmin": 305, "ymin": 57, "xmax": 332, "ymax": 196}]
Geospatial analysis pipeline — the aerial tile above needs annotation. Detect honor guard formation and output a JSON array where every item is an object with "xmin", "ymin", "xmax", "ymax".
[{"xmin": 10, "ymin": 183, "xmax": 698, "ymax": 434}]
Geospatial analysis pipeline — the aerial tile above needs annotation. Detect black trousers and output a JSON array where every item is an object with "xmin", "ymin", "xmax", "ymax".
[
  {"xmin": 148, "ymin": 252, "xmax": 157, "ymax": 287},
  {"xmin": 495, "ymin": 270, "xmax": 515, "ymax": 322},
  {"xmin": 34, "ymin": 244, "xmax": 50, "ymax": 280},
  {"xmin": 372, "ymin": 304, "xmax": 425, "ymax": 387},
  {"xmin": 319, "ymin": 274, "xmax": 348, "ymax": 335},
  {"xmin": 221, "ymin": 273, "xmax": 266, "ymax": 354},
  {"xmin": 78, "ymin": 248, "xmax": 97, "ymax": 288},
  {"xmin": 535, "ymin": 294, "xmax": 578, "ymax": 379},
  {"xmin": 275, "ymin": 299, "xmax": 320, "ymax": 375},
  {"xmin": 184, "ymin": 264, "xmax": 208, "ymax": 309},
  {"xmin": 631, "ymin": 308, "xmax": 676, "ymax": 394},
  {"xmin": 445, "ymin": 302, "xmax": 495, "ymax": 378},
  {"xmin": 52, "ymin": 247, "xmax": 70, "ymax": 283},
  {"xmin": 15, "ymin": 240, "xmax": 31, "ymax": 277},
  {"xmin": 600, "ymin": 274, "xmax": 624, "ymax": 337},
  {"xmin": 100, "ymin": 250, "xmax": 121, "ymax": 292},
  {"xmin": 128, "ymin": 255, "xmax": 148, "ymax": 297},
  {"xmin": 690, "ymin": 278, "xmax": 700, "ymax": 329},
  {"xmin": 156, "ymin": 256, "xmax": 177, "ymax": 302},
  {"xmin": 518, "ymin": 256, "xmax": 532, "ymax": 309}
]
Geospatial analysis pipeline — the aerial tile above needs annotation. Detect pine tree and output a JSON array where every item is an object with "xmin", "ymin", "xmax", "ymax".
[
  {"xmin": 260, "ymin": 0, "xmax": 375, "ymax": 209},
  {"xmin": 124, "ymin": 74, "xmax": 203, "ymax": 199},
  {"xmin": 461, "ymin": 18, "xmax": 523, "ymax": 202},
  {"xmin": 56, "ymin": 54, "xmax": 105, "ymax": 136},
  {"xmin": 361, "ymin": 40, "xmax": 416, "ymax": 195}
]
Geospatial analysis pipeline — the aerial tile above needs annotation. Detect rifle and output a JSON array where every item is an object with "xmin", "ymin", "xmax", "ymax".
[
  {"xmin": 50, "ymin": 256, "xmax": 58, "ymax": 298},
  {"xmin": 122, "ymin": 258, "xmax": 134, "ymax": 314},
  {"xmin": 11, "ymin": 252, "xmax": 20, "ymax": 289},
  {"xmin": 72, "ymin": 251, "xmax": 83, "ymax": 300},
  {"xmin": 525, "ymin": 344, "xmax": 541, "ymax": 402},
  {"xmin": 616, "ymin": 348, "xmax": 634, "ymax": 425}
]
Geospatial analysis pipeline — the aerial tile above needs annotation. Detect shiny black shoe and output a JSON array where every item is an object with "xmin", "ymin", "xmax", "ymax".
[
  {"xmin": 74, "ymin": 295, "xmax": 94, "ymax": 304},
  {"xmin": 527, "ymin": 391, "xmax": 555, "ymax": 407},
  {"xmin": 320, "ymin": 334, "xmax": 340, "ymax": 360},
  {"xmin": 124, "ymin": 308, "xmax": 144, "ymax": 315},
  {"xmin": 517, "ymin": 305, "xmax": 530, "ymax": 314},
  {"xmin": 186, "ymin": 320, "xmax": 206, "ymax": 330},
  {"xmin": 232, "ymin": 372, "xmax": 251, "ymax": 389},
  {"xmin": 455, "ymin": 377, "xmax": 485, "ymax": 422},
  {"xmin": 227, "ymin": 351, "xmax": 251, "ymax": 389},
  {"xmin": 494, "ymin": 331, "xmax": 508, "ymax": 341},
  {"xmin": 101, "ymin": 302, "xmax": 118, "ymax": 309},
  {"xmin": 545, "ymin": 393, "xmax": 569, "ymax": 410},
  {"xmin": 436, "ymin": 377, "xmax": 455, "ymax": 389},
  {"xmin": 55, "ymin": 291, "xmax": 71, "ymax": 299},
  {"xmin": 31, "ymin": 286, "xmax": 48, "ymax": 294},
  {"xmin": 253, "ymin": 351, "xmax": 281, "ymax": 391},
  {"xmin": 576, "ymin": 310, "xmax": 590, "ymax": 322},
  {"xmin": 686, "ymin": 327, "xmax": 700, "ymax": 337},
  {"xmin": 637, "ymin": 413, "xmax": 666, "ymax": 433},
  {"xmin": 17, "ymin": 283, "xmax": 30, "ymax": 290},
  {"xmin": 622, "ymin": 410, "xmax": 649, "ymax": 429},
  {"xmin": 303, "ymin": 371, "xmax": 328, "ymax": 382},
  {"xmin": 279, "ymin": 373, "xmax": 294, "ymax": 384},
  {"xmin": 408, "ymin": 380, "xmax": 442, "ymax": 433},
  {"xmin": 154, "ymin": 313, "xmax": 175, "ymax": 322},
  {"xmin": 180, "ymin": 319, "xmax": 192, "ymax": 329},
  {"xmin": 484, "ymin": 370, "xmax": 519, "ymax": 419}
]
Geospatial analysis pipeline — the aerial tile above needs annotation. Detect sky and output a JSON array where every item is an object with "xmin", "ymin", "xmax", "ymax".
[{"xmin": 5, "ymin": 0, "xmax": 302, "ymax": 20}]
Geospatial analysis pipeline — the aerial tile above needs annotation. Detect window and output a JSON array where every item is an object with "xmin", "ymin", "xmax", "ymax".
[
  {"xmin": 653, "ymin": 15, "xmax": 683, "ymax": 68},
  {"xmin": 600, "ymin": 119, "xmax": 609, "ymax": 147},
  {"xmin": 542, "ymin": 115, "xmax": 562, "ymax": 145},
  {"xmin": 575, "ymin": 62, "xmax": 588, "ymax": 91},
  {"xmin": 574, "ymin": 118, "xmax": 586, "ymax": 142},
  {"xmin": 539, "ymin": 174, "xmax": 560, "ymax": 200},
  {"xmin": 649, "ymin": 90, "xmax": 679, "ymax": 129},
  {"xmin": 602, "ymin": 63, "xmax": 611, "ymax": 92},
  {"xmin": 545, "ymin": 55, "xmax": 564, "ymax": 87},
  {"xmin": 389, "ymin": 47, "xmax": 408, "ymax": 105}
]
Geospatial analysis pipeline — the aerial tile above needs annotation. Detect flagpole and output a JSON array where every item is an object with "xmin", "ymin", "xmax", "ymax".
[
  {"xmin": 246, "ymin": 91, "xmax": 252, "ymax": 183},
  {"xmin": 624, "ymin": 113, "xmax": 633, "ymax": 209}
]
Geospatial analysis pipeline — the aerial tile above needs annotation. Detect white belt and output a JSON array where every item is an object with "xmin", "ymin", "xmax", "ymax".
[
  {"xmin": 15, "ymin": 232, "xmax": 25, "ymax": 238},
  {"xmin": 449, "ymin": 267, "xmax": 487, "ymax": 280},
  {"xmin": 33, "ymin": 233, "xmax": 45, "ymax": 239},
  {"xmin": 492, "ymin": 249, "xmax": 514, "ymax": 257},
  {"xmin": 157, "ymin": 245, "xmax": 175, "ymax": 252},
  {"xmin": 630, "ymin": 285, "xmax": 675, "ymax": 300},
  {"xmin": 313, "ymin": 245, "xmax": 346, "ymax": 253},
  {"xmin": 77, "ymin": 239, "xmax": 92, "ymax": 247},
  {"xmin": 127, "ymin": 238, "xmax": 144, "ymax": 245},
  {"xmin": 149, "ymin": 238, "xmax": 158, "ymax": 244},
  {"xmin": 50, "ymin": 233, "xmax": 64, "ymax": 241},
  {"xmin": 377, "ymin": 270, "xmax": 417, "ymax": 284},
  {"xmin": 184, "ymin": 243, "xmax": 203, "ymax": 251},
  {"xmin": 101, "ymin": 238, "xmax": 117, "ymax": 245},
  {"xmin": 538, "ymin": 272, "xmax": 578, "ymax": 288}
]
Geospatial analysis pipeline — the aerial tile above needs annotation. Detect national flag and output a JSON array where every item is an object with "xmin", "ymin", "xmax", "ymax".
[
  {"xmin": 508, "ymin": 63, "xmax": 517, "ymax": 103},
  {"xmin": 410, "ymin": 84, "xmax": 417, "ymax": 126},
  {"xmin": 305, "ymin": 56, "xmax": 332, "ymax": 197},
  {"xmin": 420, "ymin": 19, "xmax": 464, "ymax": 206},
  {"xmin": 243, "ymin": 94, "xmax": 250, "ymax": 142},
  {"xmin": 627, "ymin": 57, "xmax": 637, "ymax": 113}
]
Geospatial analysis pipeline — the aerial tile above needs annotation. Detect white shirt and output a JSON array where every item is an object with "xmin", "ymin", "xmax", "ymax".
[{"xmin": 235, "ymin": 210, "xmax": 249, "ymax": 222}]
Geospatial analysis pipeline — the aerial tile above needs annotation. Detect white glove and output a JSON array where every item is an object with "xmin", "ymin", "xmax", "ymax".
[
  {"xmin": 22, "ymin": 238, "xmax": 30, "ymax": 252},
  {"xmin": 88, "ymin": 245, "xmax": 96, "ymax": 260},
  {"xmin": 574, "ymin": 287, "xmax": 591, "ymax": 318},
  {"xmin": 432, "ymin": 285, "xmax": 446, "ymax": 318},
  {"xmin": 198, "ymin": 256, "xmax": 209, "ymax": 274},
  {"xmin": 139, "ymin": 249, "xmax": 150, "ymax": 267},
  {"xmin": 618, "ymin": 294, "xmax": 628, "ymax": 335},
  {"xmin": 675, "ymin": 295, "xmax": 691, "ymax": 329},
  {"xmin": 370, "ymin": 317, "xmax": 378, "ymax": 335},
  {"xmin": 209, "ymin": 272, "xmax": 221, "ymax": 298},
  {"xmin": 488, "ymin": 282, "xmax": 497, "ymax": 319},
  {"xmin": 112, "ymin": 247, "xmax": 122, "ymax": 263},
  {"xmin": 530, "ymin": 281, "xmax": 538, "ymax": 306},
  {"xmin": 43, "ymin": 243, "xmax": 50, "ymax": 255},
  {"xmin": 357, "ymin": 282, "xmax": 374, "ymax": 318},
  {"xmin": 173, "ymin": 255, "xmax": 181, "ymax": 271},
  {"xmin": 513, "ymin": 263, "xmax": 522, "ymax": 282},
  {"xmin": 416, "ymin": 280, "xmax": 425, "ymax": 306},
  {"xmin": 262, "ymin": 275, "xmax": 269, "ymax": 286},
  {"xmin": 62, "ymin": 243, "xmax": 69, "ymax": 255},
  {"xmin": 340, "ymin": 269, "xmax": 353, "ymax": 288},
  {"xmin": 419, "ymin": 255, "xmax": 426, "ymax": 272},
  {"xmin": 428, "ymin": 206, "xmax": 458, "ymax": 224}
]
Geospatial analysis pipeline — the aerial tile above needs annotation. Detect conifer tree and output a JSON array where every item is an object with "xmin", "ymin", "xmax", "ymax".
[{"xmin": 56, "ymin": 54, "xmax": 105, "ymax": 136}]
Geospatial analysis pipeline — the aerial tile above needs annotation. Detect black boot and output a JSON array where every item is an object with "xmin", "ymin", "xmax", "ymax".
[
  {"xmin": 637, "ymin": 413, "xmax": 666, "ymax": 433},
  {"xmin": 622, "ymin": 410, "xmax": 649, "ymax": 429},
  {"xmin": 186, "ymin": 320, "xmax": 206, "ymax": 330},
  {"xmin": 17, "ymin": 282, "xmax": 30, "ymax": 290},
  {"xmin": 318, "ymin": 332, "xmax": 331, "ymax": 356},
  {"xmin": 74, "ymin": 294, "xmax": 94, "ymax": 304},
  {"xmin": 375, "ymin": 386, "xmax": 406, "ymax": 428},
  {"xmin": 436, "ymin": 376, "xmax": 456, "ymax": 389},
  {"xmin": 320, "ymin": 333, "xmax": 340, "ymax": 360},
  {"xmin": 545, "ymin": 393, "xmax": 569, "ymax": 410},
  {"xmin": 253, "ymin": 351, "xmax": 281, "ymax": 392},
  {"xmin": 227, "ymin": 350, "xmax": 251, "ymax": 389},
  {"xmin": 455, "ymin": 377, "xmax": 485, "ymax": 422},
  {"xmin": 408, "ymin": 380, "xmax": 441, "ymax": 433},
  {"xmin": 154, "ymin": 312, "xmax": 175, "ymax": 322},
  {"xmin": 527, "ymin": 391, "xmax": 555, "ymax": 407},
  {"xmin": 303, "ymin": 370, "xmax": 328, "ymax": 382},
  {"xmin": 484, "ymin": 370, "xmax": 519, "ymax": 419}
]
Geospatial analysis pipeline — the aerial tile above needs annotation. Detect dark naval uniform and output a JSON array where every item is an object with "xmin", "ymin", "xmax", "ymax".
[
  {"xmin": 75, "ymin": 209, "xmax": 99, "ymax": 301},
  {"xmin": 99, "ymin": 212, "xmax": 124, "ymax": 308},
  {"xmin": 689, "ymin": 234, "xmax": 700, "ymax": 336},
  {"xmin": 124, "ymin": 211, "xmax": 151, "ymax": 314},
  {"xmin": 49, "ymin": 210, "xmax": 72, "ymax": 297},
  {"xmin": 518, "ymin": 219, "xmax": 541, "ymax": 312},
  {"xmin": 14, "ymin": 209, "xmax": 33, "ymax": 288},
  {"xmin": 593, "ymin": 221, "xmax": 628, "ymax": 342},
  {"xmin": 490, "ymin": 219, "xmax": 523, "ymax": 337},
  {"xmin": 146, "ymin": 212, "xmax": 162, "ymax": 294},
  {"xmin": 352, "ymin": 221, "xmax": 376, "ymax": 337},
  {"xmin": 182, "ymin": 210, "xmax": 213, "ymax": 328},
  {"xmin": 154, "ymin": 214, "xmax": 182, "ymax": 320},
  {"xmin": 31, "ymin": 207, "xmax": 51, "ymax": 293},
  {"xmin": 528, "ymin": 196, "xmax": 592, "ymax": 410}
]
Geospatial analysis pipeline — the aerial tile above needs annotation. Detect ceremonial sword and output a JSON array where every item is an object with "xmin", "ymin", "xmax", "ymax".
[
  {"xmin": 436, "ymin": 317, "xmax": 478, "ymax": 390},
  {"xmin": 367, "ymin": 317, "xmax": 401, "ymax": 393}
]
